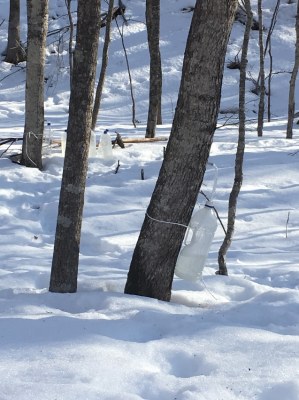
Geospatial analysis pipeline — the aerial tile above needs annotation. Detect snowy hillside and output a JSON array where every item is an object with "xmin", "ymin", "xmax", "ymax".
[{"xmin": 0, "ymin": 1, "xmax": 299, "ymax": 399}]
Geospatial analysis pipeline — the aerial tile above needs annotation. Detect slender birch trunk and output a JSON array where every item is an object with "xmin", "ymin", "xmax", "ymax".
[
  {"xmin": 21, "ymin": 0, "xmax": 48, "ymax": 169},
  {"xmin": 91, "ymin": 0, "xmax": 114, "ymax": 131},
  {"xmin": 145, "ymin": 0, "xmax": 162, "ymax": 138},
  {"xmin": 218, "ymin": 0, "xmax": 253, "ymax": 276},
  {"xmin": 286, "ymin": 0, "xmax": 299, "ymax": 139},
  {"xmin": 265, "ymin": 0, "xmax": 280, "ymax": 122},
  {"xmin": 65, "ymin": 0, "xmax": 74, "ymax": 87},
  {"xmin": 257, "ymin": 0, "xmax": 265, "ymax": 137}
]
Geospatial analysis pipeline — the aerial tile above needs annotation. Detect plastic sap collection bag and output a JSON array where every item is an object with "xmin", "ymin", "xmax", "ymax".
[
  {"xmin": 60, "ymin": 129, "xmax": 114, "ymax": 161},
  {"xmin": 99, "ymin": 129, "xmax": 113, "ymax": 160},
  {"xmin": 174, "ymin": 163, "xmax": 219, "ymax": 282},
  {"xmin": 174, "ymin": 201, "xmax": 218, "ymax": 281}
]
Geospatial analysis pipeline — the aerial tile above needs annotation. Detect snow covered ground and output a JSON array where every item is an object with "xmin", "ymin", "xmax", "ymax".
[{"xmin": 0, "ymin": 1, "xmax": 299, "ymax": 399}]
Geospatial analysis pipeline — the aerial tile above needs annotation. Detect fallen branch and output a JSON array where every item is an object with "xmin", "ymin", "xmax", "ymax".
[
  {"xmin": 0, "ymin": 139, "xmax": 17, "ymax": 158},
  {"xmin": 0, "ymin": 66, "xmax": 26, "ymax": 83},
  {"xmin": 0, "ymin": 138, "xmax": 23, "ymax": 146},
  {"xmin": 52, "ymin": 136, "xmax": 169, "ymax": 146},
  {"xmin": 121, "ymin": 136, "xmax": 168, "ymax": 143}
]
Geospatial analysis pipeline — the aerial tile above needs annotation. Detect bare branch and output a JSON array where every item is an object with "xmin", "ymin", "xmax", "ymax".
[
  {"xmin": 0, "ymin": 66, "xmax": 25, "ymax": 83},
  {"xmin": 115, "ymin": 18, "xmax": 137, "ymax": 128}
]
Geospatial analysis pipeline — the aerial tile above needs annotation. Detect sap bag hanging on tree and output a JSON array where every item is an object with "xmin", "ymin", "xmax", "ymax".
[{"xmin": 174, "ymin": 163, "xmax": 218, "ymax": 282}]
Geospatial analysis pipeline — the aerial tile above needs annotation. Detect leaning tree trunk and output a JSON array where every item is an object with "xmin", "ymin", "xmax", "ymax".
[
  {"xmin": 49, "ymin": 0, "xmax": 101, "ymax": 293},
  {"xmin": 20, "ymin": 0, "xmax": 48, "ymax": 169},
  {"xmin": 91, "ymin": 0, "xmax": 114, "ymax": 131},
  {"xmin": 218, "ymin": 0, "xmax": 253, "ymax": 276},
  {"xmin": 145, "ymin": 0, "xmax": 162, "ymax": 138},
  {"xmin": 257, "ymin": 0, "xmax": 265, "ymax": 137},
  {"xmin": 5, "ymin": 0, "xmax": 26, "ymax": 64},
  {"xmin": 125, "ymin": 0, "xmax": 238, "ymax": 302},
  {"xmin": 286, "ymin": 0, "xmax": 299, "ymax": 139}
]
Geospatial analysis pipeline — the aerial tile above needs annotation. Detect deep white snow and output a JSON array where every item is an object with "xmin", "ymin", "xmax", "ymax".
[{"xmin": 0, "ymin": 1, "xmax": 299, "ymax": 399}]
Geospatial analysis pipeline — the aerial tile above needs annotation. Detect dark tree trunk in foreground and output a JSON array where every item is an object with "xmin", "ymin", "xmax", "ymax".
[
  {"xmin": 5, "ymin": 0, "xmax": 26, "ymax": 64},
  {"xmin": 286, "ymin": 0, "xmax": 299, "ymax": 139},
  {"xmin": 49, "ymin": 0, "xmax": 101, "ymax": 293},
  {"xmin": 257, "ymin": 0, "xmax": 265, "ymax": 137},
  {"xmin": 125, "ymin": 0, "xmax": 238, "ymax": 301},
  {"xmin": 145, "ymin": 0, "xmax": 162, "ymax": 138},
  {"xmin": 91, "ymin": 0, "xmax": 114, "ymax": 131},
  {"xmin": 20, "ymin": 0, "xmax": 48, "ymax": 169},
  {"xmin": 218, "ymin": 0, "xmax": 253, "ymax": 276}
]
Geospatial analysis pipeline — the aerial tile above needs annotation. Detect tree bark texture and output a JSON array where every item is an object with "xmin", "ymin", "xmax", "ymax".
[
  {"xmin": 286, "ymin": 0, "xmax": 299, "ymax": 139},
  {"xmin": 218, "ymin": 0, "xmax": 253, "ymax": 276},
  {"xmin": 21, "ymin": 0, "xmax": 48, "ymax": 169},
  {"xmin": 125, "ymin": 0, "xmax": 238, "ymax": 301},
  {"xmin": 5, "ymin": 0, "xmax": 26, "ymax": 64},
  {"xmin": 91, "ymin": 0, "xmax": 114, "ymax": 131},
  {"xmin": 257, "ymin": 0, "xmax": 265, "ymax": 137},
  {"xmin": 157, "ymin": 98, "xmax": 162, "ymax": 125},
  {"xmin": 145, "ymin": 0, "xmax": 162, "ymax": 138},
  {"xmin": 49, "ymin": 0, "xmax": 101, "ymax": 293}
]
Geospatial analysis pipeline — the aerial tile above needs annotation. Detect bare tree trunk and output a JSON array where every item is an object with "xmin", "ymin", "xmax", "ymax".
[
  {"xmin": 286, "ymin": 0, "xmax": 299, "ymax": 139},
  {"xmin": 49, "ymin": 0, "xmax": 101, "ymax": 293},
  {"xmin": 124, "ymin": 0, "xmax": 238, "ymax": 302},
  {"xmin": 265, "ymin": 0, "xmax": 280, "ymax": 122},
  {"xmin": 20, "ymin": 0, "xmax": 48, "ymax": 169},
  {"xmin": 5, "ymin": 0, "xmax": 26, "ymax": 64},
  {"xmin": 218, "ymin": 0, "xmax": 253, "ymax": 276},
  {"xmin": 65, "ymin": 0, "xmax": 74, "ymax": 87},
  {"xmin": 267, "ymin": 38, "xmax": 273, "ymax": 122},
  {"xmin": 145, "ymin": 0, "xmax": 162, "ymax": 138},
  {"xmin": 257, "ymin": 0, "xmax": 265, "ymax": 137},
  {"xmin": 91, "ymin": 0, "xmax": 114, "ymax": 131},
  {"xmin": 157, "ymin": 97, "xmax": 162, "ymax": 125}
]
